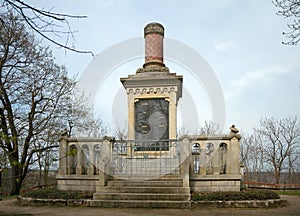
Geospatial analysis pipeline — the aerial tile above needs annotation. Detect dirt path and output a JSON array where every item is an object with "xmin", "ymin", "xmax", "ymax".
[{"xmin": 0, "ymin": 195, "xmax": 299, "ymax": 216}]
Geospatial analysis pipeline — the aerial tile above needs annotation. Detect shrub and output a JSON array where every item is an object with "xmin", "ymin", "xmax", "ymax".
[
  {"xmin": 22, "ymin": 188, "xmax": 93, "ymax": 200},
  {"xmin": 192, "ymin": 190, "xmax": 279, "ymax": 201}
]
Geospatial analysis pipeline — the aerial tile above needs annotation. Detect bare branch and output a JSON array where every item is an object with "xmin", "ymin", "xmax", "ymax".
[
  {"xmin": 2, "ymin": 0, "xmax": 94, "ymax": 55},
  {"xmin": 273, "ymin": 0, "xmax": 300, "ymax": 45}
]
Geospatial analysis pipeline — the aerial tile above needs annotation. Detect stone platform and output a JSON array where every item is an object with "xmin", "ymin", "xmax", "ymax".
[{"xmin": 92, "ymin": 177, "xmax": 191, "ymax": 208}]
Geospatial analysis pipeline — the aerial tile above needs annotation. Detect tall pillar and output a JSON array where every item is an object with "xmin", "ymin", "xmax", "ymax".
[
  {"xmin": 120, "ymin": 22, "xmax": 183, "ymax": 159},
  {"xmin": 143, "ymin": 22, "xmax": 165, "ymax": 69}
]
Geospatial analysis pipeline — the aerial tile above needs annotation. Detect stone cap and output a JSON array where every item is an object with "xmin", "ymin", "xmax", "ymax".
[{"xmin": 144, "ymin": 22, "xmax": 164, "ymax": 36}]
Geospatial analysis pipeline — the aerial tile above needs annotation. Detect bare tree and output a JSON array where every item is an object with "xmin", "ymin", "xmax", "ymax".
[
  {"xmin": 255, "ymin": 116, "xmax": 300, "ymax": 184},
  {"xmin": 67, "ymin": 92, "xmax": 108, "ymax": 137},
  {"xmin": 198, "ymin": 120, "xmax": 220, "ymax": 135},
  {"xmin": 241, "ymin": 132, "xmax": 266, "ymax": 182},
  {"xmin": 113, "ymin": 122, "xmax": 128, "ymax": 140},
  {"xmin": 31, "ymin": 92, "xmax": 108, "ymax": 187},
  {"xmin": 0, "ymin": 12, "xmax": 80, "ymax": 195},
  {"xmin": 177, "ymin": 126, "xmax": 189, "ymax": 138},
  {"xmin": 1, "ymin": 0, "xmax": 93, "ymax": 54},
  {"xmin": 273, "ymin": 0, "xmax": 300, "ymax": 45}
]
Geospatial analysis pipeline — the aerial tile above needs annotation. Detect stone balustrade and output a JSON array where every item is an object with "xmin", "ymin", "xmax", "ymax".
[{"xmin": 57, "ymin": 132, "xmax": 242, "ymax": 192}]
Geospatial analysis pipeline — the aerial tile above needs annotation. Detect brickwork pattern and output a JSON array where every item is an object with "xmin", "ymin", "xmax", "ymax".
[{"xmin": 145, "ymin": 33, "xmax": 163, "ymax": 64}]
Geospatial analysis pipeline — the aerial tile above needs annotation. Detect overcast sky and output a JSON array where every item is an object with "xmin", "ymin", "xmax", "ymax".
[{"xmin": 28, "ymin": 0, "xmax": 300, "ymax": 133}]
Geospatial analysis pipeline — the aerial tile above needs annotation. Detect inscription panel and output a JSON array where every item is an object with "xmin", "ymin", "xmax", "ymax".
[{"xmin": 135, "ymin": 98, "xmax": 169, "ymax": 150}]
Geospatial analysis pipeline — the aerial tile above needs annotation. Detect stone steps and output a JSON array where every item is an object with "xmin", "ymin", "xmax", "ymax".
[
  {"xmin": 112, "ymin": 173, "xmax": 182, "ymax": 180},
  {"xmin": 96, "ymin": 186, "xmax": 190, "ymax": 194},
  {"xmin": 89, "ymin": 199, "xmax": 191, "ymax": 208},
  {"xmin": 93, "ymin": 178, "xmax": 191, "ymax": 208},
  {"xmin": 106, "ymin": 179, "xmax": 183, "ymax": 187},
  {"xmin": 93, "ymin": 192, "xmax": 190, "ymax": 201}
]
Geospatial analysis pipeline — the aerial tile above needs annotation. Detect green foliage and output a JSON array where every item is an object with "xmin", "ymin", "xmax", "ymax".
[
  {"xmin": 192, "ymin": 190, "xmax": 280, "ymax": 201},
  {"xmin": 22, "ymin": 188, "xmax": 93, "ymax": 200},
  {"xmin": 12, "ymin": 161, "xmax": 24, "ymax": 168},
  {"xmin": 67, "ymin": 148, "xmax": 77, "ymax": 157}
]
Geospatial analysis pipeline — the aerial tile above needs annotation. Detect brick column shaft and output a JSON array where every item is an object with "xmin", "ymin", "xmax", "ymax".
[{"xmin": 143, "ymin": 22, "xmax": 165, "ymax": 68}]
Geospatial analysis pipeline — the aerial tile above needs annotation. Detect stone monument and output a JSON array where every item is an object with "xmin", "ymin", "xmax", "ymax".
[{"xmin": 56, "ymin": 22, "xmax": 242, "ymax": 208}]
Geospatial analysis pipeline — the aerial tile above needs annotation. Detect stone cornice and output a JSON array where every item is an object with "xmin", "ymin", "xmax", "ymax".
[
  {"xmin": 185, "ymin": 134, "xmax": 241, "ymax": 141},
  {"xmin": 184, "ymin": 135, "xmax": 232, "ymax": 141},
  {"xmin": 66, "ymin": 137, "xmax": 114, "ymax": 143},
  {"xmin": 126, "ymin": 86, "xmax": 177, "ymax": 95}
]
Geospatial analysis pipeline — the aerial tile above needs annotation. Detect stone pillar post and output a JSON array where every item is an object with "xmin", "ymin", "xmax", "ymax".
[
  {"xmin": 230, "ymin": 137, "xmax": 240, "ymax": 175},
  {"xmin": 168, "ymin": 97, "xmax": 177, "ymax": 140},
  {"xmin": 98, "ymin": 161, "xmax": 106, "ymax": 187},
  {"xmin": 127, "ymin": 97, "xmax": 135, "ymax": 157},
  {"xmin": 168, "ymin": 96, "xmax": 177, "ymax": 157},
  {"xmin": 58, "ymin": 138, "xmax": 68, "ymax": 175},
  {"xmin": 180, "ymin": 137, "xmax": 190, "ymax": 187},
  {"xmin": 76, "ymin": 145, "xmax": 82, "ymax": 175},
  {"xmin": 98, "ymin": 137, "xmax": 113, "ymax": 187},
  {"xmin": 228, "ymin": 125, "xmax": 241, "ymax": 175},
  {"xmin": 127, "ymin": 97, "xmax": 135, "ymax": 141},
  {"xmin": 213, "ymin": 147, "xmax": 220, "ymax": 175},
  {"xmin": 88, "ymin": 145, "xmax": 95, "ymax": 175}
]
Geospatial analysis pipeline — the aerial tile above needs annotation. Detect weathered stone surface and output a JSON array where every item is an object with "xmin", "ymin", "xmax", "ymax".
[
  {"xmin": 92, "ymin": 178, "xmax": 191, "ymax": 208},
  {"xmin": 89, "ymin": 200, "xmax": 191, "ymax": 208},
  {"xmin": 56, "ymin": 175, "xmax": 99, "ymax": 192},
  {"xmin": 67, "ymin": 199, "xmax": 89, "ymax": 206},
  {"xmin": 20, "ymin": 197, "xmax": 66, "ymax": 206},
  {"xmin": 192, "ymin": 199, "xmax": 288, "ymax": 208},
  {"xmin": 19, "ymin": 196, "xmax": 287, "ymax": 209}
]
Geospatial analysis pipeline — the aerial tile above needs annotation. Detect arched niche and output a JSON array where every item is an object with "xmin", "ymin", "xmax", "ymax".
[
  {"xmin": 94, "ymin": 144, "xmax": 101, "ymax": 175},
  {"xmin": 81, "ymin": 144, "xmax": 89, "ymax": 175},
  {"xmin": 219, "ymin": 143, "xmax": 227, "ymax": 174},
  {"xmin": 192, "ymin": 143, "xmax": 201, "ymax": 155},
  {"xmin": 205, "ymin": 143, "xmax": 214, "ymax": 174},
  {"xmin": 69, "ymin": 144, "xmax": 77, "ymax": 174}
]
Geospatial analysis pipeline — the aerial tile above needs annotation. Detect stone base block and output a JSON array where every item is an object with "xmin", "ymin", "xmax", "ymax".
[
  {"xmin": 190, "ymin": 175, "xmax": 242, "ymax": 192},
  {"xmin": 56, "ymin": 175, "xmax": 99, "ymax": 192}
]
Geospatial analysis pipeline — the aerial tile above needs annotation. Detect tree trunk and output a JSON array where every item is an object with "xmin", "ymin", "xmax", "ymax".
[
  {"xmin": 275, "ymin": 170, "xmax": 281, "ymax": 184},
  {"xmin": 43, "ymin": 169, "xmax": 49, "ymax": 185},
  {"xmin": 38, "ymin": 163, "xmax": 42, "ymax": 186},
  {"xmin": 10, "ymin": 165, "xmax": 23, "ymax": 195}
]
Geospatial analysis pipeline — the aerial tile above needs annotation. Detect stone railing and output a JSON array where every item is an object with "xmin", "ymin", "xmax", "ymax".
[{"xmin": 57, "ymin": 133, "xmax": 242, "ymax": 192}]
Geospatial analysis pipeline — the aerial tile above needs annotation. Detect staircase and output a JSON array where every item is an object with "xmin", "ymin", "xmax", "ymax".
[{"xmin": 91, "ymin": 176, "xmax": 191, "ymax": 208}]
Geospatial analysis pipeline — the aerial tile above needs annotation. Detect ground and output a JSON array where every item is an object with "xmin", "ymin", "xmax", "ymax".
[{"xmin": 0, "ymin": 195, "xmax": 299, "ymax": 216}]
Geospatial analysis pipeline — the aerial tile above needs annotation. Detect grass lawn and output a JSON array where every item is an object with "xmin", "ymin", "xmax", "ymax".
[{"xmin": 276, "ymin": 190, "xmax": 300, "ymax": 196}]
